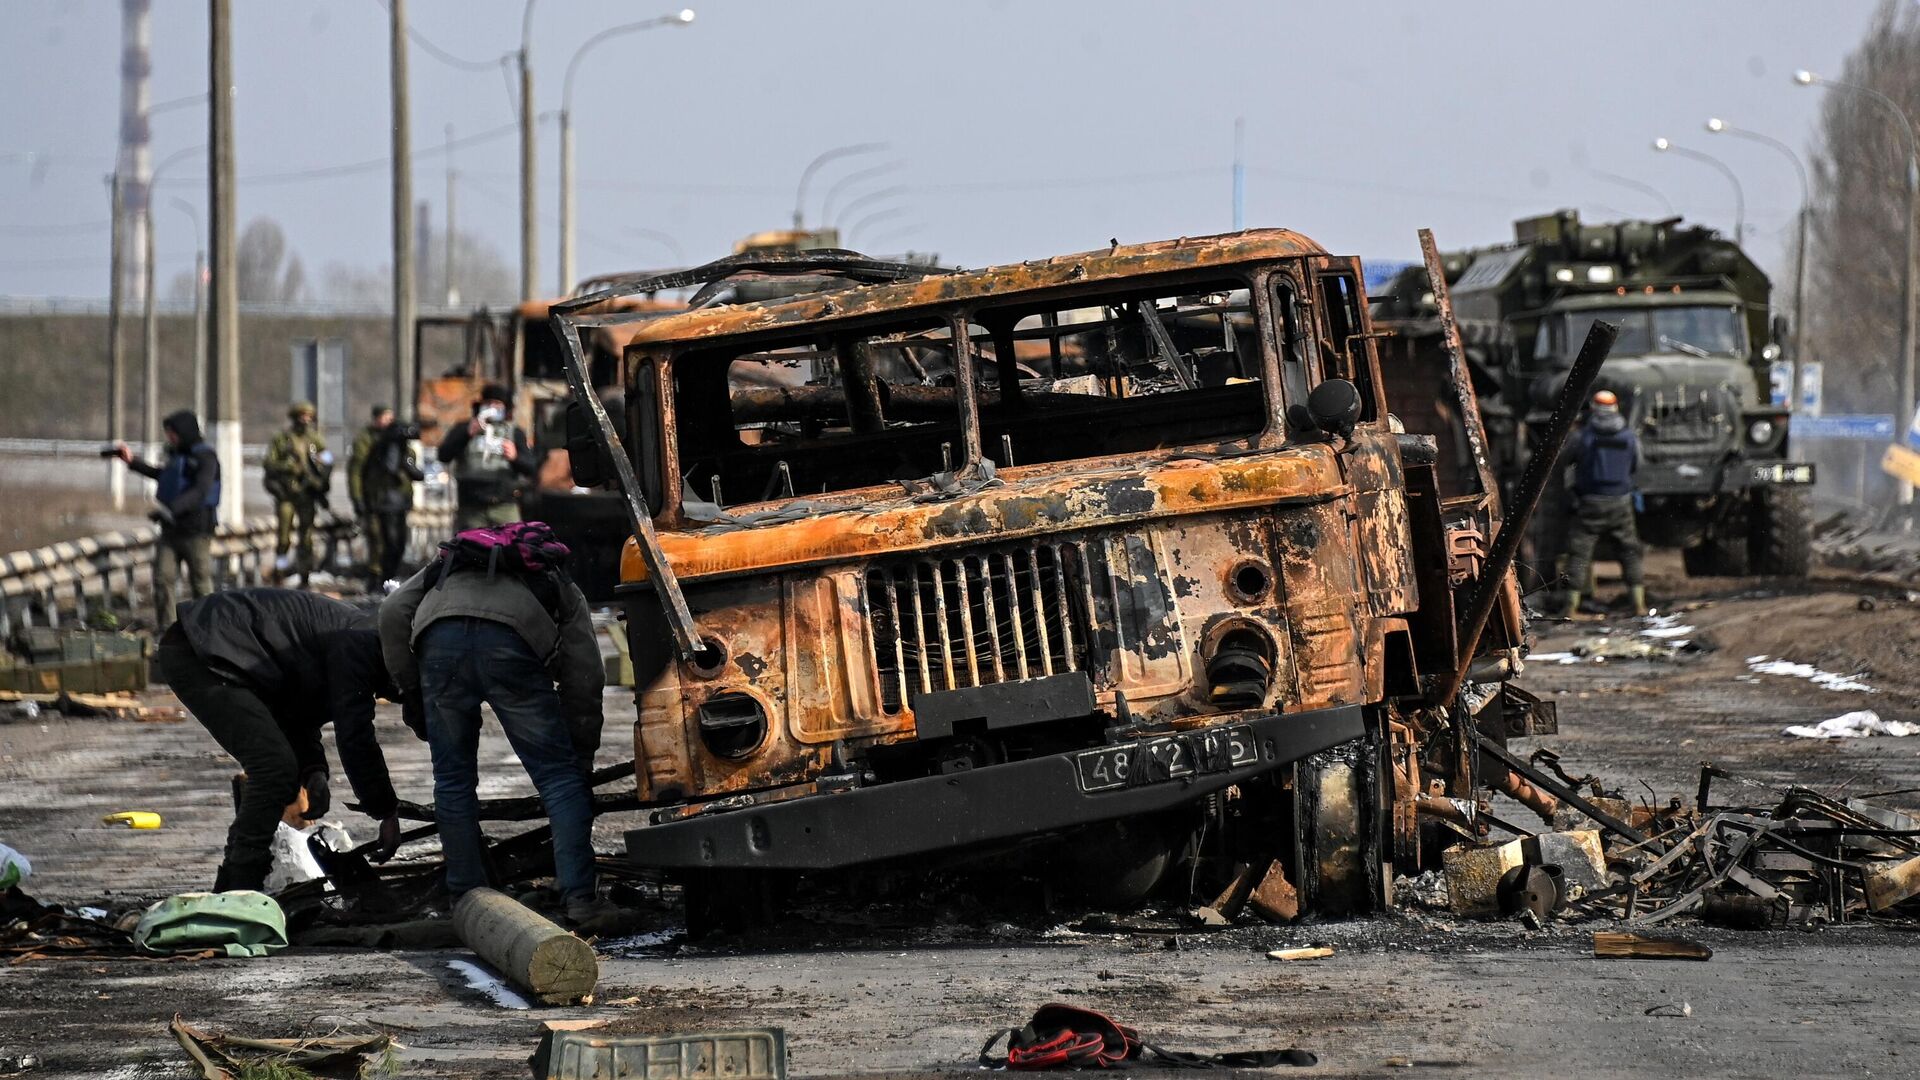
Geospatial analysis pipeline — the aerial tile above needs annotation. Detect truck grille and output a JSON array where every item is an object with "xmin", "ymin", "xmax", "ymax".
[
  {"xmin": 865, "ymin": 542, "xmax": 1096, "ymax": 713},
  {"xmin": 1644, "ymin": 391, "xmax": 1727, "ymax": 445}
]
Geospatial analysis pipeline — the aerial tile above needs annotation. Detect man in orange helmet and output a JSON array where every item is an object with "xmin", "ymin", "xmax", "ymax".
[{"xmin": 1561, "ymin": 389, "xmax": 1646, "ymax": 617}]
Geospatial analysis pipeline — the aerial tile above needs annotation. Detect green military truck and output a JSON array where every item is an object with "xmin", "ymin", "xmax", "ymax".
[{"xmin": 1372, "ymin": 209, "xmax": 1813, "ymax": 581}]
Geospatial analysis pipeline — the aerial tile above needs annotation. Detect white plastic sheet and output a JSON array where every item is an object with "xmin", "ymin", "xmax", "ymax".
[{"xmin": 1783, "ymin": 710, "xmax": 1919, "ymax": 739}]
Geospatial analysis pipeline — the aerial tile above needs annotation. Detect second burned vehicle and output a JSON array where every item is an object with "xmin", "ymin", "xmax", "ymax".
[{"xmin": 555, "ymin": 231, "xmax": 1605, "ymax": 923}]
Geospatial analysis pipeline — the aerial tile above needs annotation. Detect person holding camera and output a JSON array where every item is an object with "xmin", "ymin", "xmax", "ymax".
[
  {"xmin": 110, "ymin": 409, "xmax": 221, "ymax": 627},
  {"xmin": 437, "ymin": 382, "xmax": 537, "ymax": 532},
  {"xmin": 361, "ymin": 414, "xmax": 425, "ymax": 586},
  {"xmin": 265, "ymin": 401, "xmax": 334, "ymax": 575}
]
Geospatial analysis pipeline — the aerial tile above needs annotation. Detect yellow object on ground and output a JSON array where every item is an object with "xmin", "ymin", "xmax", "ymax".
[{"xmin": 102, "ymin": 811, "xmax": 162, "ymax": 830}]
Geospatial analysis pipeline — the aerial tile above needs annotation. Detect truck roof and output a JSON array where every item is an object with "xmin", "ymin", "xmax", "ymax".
[{"xmin": 620, "ymin": 228, "xmax": 1327, "ymax": 352}]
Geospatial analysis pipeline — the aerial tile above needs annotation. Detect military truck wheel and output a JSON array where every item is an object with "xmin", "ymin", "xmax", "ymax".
[
  {"xmin": 1682, "ymin": 501, "xmax": 1752, "ymax": 577},
  {"xmin": 1749, "ymin": 489, "xmax": 1812, "ymax": 577}
]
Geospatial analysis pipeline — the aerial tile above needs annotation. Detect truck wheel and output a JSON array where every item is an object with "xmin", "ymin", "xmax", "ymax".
[
  {"xmin": 1682, "ymin": 502, "xmax": 1751, "ymax": 577},
  {"xmin": 1749, "ymin": 489, "xmax": 1812, "ymax": 577},
  {"xmin": 1292, "ymin": 720, "xmax": 1390, "ymax": 917}
]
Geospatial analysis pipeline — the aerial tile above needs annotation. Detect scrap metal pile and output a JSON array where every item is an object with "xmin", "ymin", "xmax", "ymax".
[{"xmin": 1436, "ymin": 760, "xmax": 1920, "ymax": 930}]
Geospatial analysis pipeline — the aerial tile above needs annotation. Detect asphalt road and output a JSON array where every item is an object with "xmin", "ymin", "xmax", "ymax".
[{"xmin": 3, "ymin": 557, "xmax": 1919, "ymax": 1077}]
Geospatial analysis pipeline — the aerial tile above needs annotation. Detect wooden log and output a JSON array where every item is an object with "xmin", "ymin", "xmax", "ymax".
[
  {"xmin": 1592, "ymin": 931, "xmax": 1712, "ymax": 961},
  {"xmin": 452, "ymin": 887, "xmax": 598, "ymax": 1005}
]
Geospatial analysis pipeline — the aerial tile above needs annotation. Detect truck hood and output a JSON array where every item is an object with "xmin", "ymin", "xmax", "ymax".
[{"xmin": 1594, "ymin": 353, "xmax": 1756, "ymax": 411}]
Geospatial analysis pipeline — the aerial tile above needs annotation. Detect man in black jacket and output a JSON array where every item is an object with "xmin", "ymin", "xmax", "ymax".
[
  {"xmin": 437, "ymin": 383, "xmax": 537, "ymax": 531},
  {"xmin": 113, "ymin": 409, "xmax": 220, "ymax": 627},
  {"xmin": 157, "ymin": 588, "xmax": 411, "ymax": 892}
]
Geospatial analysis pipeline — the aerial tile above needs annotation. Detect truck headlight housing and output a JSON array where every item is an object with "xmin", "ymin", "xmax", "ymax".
[
  {"xmin": 696, "ymin": 692, "xmax": 769, "ymax": 760},
  {"xmin": 1748, "ymin": 419, "xmax": 1775, "ymax": 445}
]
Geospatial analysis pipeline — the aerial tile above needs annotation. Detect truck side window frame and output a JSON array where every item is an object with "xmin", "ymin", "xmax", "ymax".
[
  {"xmin": 1315, "ymin": 269, "xmax": 1381, "ymax": 423},
  {"xmin": 1268, "ymin": 272, "xmax": 1315, "ymax": 439}
]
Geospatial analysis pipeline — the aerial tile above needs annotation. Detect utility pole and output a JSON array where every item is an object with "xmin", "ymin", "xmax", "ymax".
[
  {"xmin": 390, "ymin": 0, "xmax": 416, "ymax": 420},
  {"xmin": 518, "ymin": 2, "xmax": 537, "ymax": 302},
  {"xmin": 191, "ymin": 245, "xmax": 207, "ymax": 421},
  {"xmin": 208, "ymin": 0, "xmax": 242, "ymax": 527},
  {"xmin": 445, "ymin": 123, "xmax": 458, "ymax": 306},
  {"xmin": 558, "ymin": 98, "xmax": 574, "ymax": 296},
  {"xmin": 142, "ymin": 205, "xmax": 159, "ymax": 471},
  {"xmin": 106, "ymin": 173, "xmax": 127, "ymax": 511}
]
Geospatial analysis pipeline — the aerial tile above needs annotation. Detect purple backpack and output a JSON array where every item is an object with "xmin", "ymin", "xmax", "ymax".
[{"xmin": 429, "ymin": 520, "xmax": 573, "ymax": 620}]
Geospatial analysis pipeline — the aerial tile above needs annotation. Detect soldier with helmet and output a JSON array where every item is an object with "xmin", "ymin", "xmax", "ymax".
[
  {"xmin": 265, "ymin": 400, "xmax": 334, "ymax": 576},
  {"xmin": 1561, "ymin": 389, "xmax": 1646, "ymax": 617}
]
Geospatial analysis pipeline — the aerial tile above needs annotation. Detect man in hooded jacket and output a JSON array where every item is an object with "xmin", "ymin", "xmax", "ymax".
[
  {"xmin": 114, "ymin": 409, "xmax": 221, "ymax": 626},
  {"xmin": 157, "ymin": 588, "xmax": 411, "ymax": 892},
  {"xmin": 1561, "ymin": 389, "xmax": 1646, "ymax": 617}
]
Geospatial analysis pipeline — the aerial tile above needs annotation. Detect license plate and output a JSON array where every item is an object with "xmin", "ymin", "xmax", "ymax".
[
  {"xmin": 1750, "ymin": 462, "xmax": 1814, "ymax": 486},
  {"xmin": 1074, "ymin": 725, "xmax": 1258, "ymax": 793}
]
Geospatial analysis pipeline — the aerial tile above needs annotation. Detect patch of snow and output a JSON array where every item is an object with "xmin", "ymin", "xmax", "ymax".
[
  {"xmin": 1784, "ymin": 710, "xmax": 1917, "ymax": 739},
  {"xmin": 447, "ymin": 959, "xmax": 532, "ymax": 1009},
  {"xmin": 1748, "ymin": 656, "xmax": 1876, "ymax": 693}
]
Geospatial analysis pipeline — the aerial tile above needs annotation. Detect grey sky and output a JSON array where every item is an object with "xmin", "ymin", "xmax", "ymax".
[{"xmin": 0, "ymin": 1, "xmax": 1880, "ymax": 301}]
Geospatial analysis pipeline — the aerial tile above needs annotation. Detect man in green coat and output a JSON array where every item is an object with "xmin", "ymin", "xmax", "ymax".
[
  {"xmin": 265, "ymin": 401, "xmax": 333, "ymax": 575},
  {"xmin": 347, "ymin": 404, "xmax": 395, "ymax": 579}
]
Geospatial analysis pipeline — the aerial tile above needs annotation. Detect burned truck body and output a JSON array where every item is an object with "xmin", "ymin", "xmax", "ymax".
[{"xmin": 555, "ymin": 231, "xmax": 1602, "ymax": 919}]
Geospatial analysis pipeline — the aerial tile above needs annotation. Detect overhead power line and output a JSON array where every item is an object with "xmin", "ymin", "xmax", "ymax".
[{"xmin": 372, "ymin": 0, "xmax": 507, "ymax": 71}]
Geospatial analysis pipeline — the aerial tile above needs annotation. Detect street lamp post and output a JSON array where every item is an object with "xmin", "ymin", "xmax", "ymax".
[
  {"xmin": 1652, "ymin": 137, "xmax": 1746, "ymax": 243},
  {"xmin": 559, "ymin": 9, "xmax": 694, "ymax": 296},
  {"xmin": 170, "ymin": 197, "xmax": 207, "ymax": 422},
  {"xmin": 143, "ymin": 145, "xmax": 206, "ymax": 469},
  {"xmin": 1796, "ymin": 68, "xmax": 1919, "ymax": 508},
  {"xmin": 792, "ymin": 143, "xmax": 888, "ymax": 231},
  {"xmin": 518, "ymin": 0, "xmax": 538, "ymax": 302},
  {"xmin": 1706, "ymin": 117, "xmax": 1811, "ymax": 365}
]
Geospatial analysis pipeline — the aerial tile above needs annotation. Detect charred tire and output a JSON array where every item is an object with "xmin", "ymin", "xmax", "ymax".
[
  {"xmin": 1049, "ymin": 811, "xmax": 1189, "ymax": 907},
  {"xmin": 1292, "ymin": 713, "xmax": 1391, "ymax": 917},
  {"xmin": 1748, "ymin": 488, "xmax": 1812, "ymax": 577}
]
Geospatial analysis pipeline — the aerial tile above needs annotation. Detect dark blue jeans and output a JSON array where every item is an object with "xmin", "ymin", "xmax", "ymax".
[{"xmin": 418, "ymin": 617, "xmax": 597, "ymax": 904}]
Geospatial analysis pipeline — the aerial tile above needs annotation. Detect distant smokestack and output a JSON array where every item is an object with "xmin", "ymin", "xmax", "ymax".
[{"xmin": 118, "ymin": 0, "xmax": 152, "ymax": 301}]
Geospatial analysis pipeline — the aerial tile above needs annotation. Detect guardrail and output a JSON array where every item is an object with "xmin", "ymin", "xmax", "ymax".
[
  {"xmin": 0, "ymin": 437, "xmax": 270, "ymax": 463},
  {"xmin": 0, "ymin": 508, "xmax": 454, "ymax": 635}
]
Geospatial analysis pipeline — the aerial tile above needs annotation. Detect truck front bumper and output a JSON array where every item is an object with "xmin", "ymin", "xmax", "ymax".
[
  {"xmin": 1637, "ymin": 459, "xmax": 1815, "ymax": 495},
  {"xmin": 624, "ymin": 704, "xmax": 1366, "ymax": 871}
]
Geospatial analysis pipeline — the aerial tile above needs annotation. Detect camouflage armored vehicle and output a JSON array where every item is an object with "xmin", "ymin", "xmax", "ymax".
[
  {"xmin": 555, "ymin": 231, "xmax": 1607, "ymax": 926},
  {"xmin": 1372, "ymin": 210, "xmax": 1812, "ymax": 580}
]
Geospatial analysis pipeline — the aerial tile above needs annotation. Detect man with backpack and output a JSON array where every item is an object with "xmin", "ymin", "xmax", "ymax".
[
  {"xmin": 157, "ymin": 588, "xmax": 409, "ymax": 892},
  {"xmin": 377, "ymin": 521, "xmax": 608, "ymax": 924},
  {"xmin": 113, "ymin": 409, "xmax": 221, "ymax": 627},
  {"xmin": 1561, "ymin": 389, "xmax": 1647, "ymax": 618}
]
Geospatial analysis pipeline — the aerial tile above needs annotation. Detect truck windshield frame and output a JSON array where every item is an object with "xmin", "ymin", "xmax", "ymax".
[{"xmin": 642, "ymin": 271, "xmax": 1281, "ymax": 522}]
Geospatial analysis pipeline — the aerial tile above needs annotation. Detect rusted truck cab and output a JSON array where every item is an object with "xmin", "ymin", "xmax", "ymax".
[{"xmin": 579, "ymin": 232, "xmax": 1532, "ymax": 911}]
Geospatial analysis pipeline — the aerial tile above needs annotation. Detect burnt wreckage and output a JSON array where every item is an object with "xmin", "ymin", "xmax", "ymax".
[{"xmin": 552, "ymin": 229, "xmax": 1615, "ymax": 918}]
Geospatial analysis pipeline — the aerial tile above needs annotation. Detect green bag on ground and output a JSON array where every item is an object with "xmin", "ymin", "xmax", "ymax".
[{"xmin": 135, "ymin": 890, "xmax": 288, "ymax": 957}]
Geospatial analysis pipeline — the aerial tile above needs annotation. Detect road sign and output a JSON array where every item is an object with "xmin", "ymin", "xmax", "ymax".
[
  {"xmin": 1795, "ymin": 414, "xmax": 1897, "ymax": 441},
  {"xmin": 1798, "ymin": 361, "xmax": 1823, "ymax": 417},
  {"xmin": 1768, "ymin": 360, "xmax": 1793, "ymax": 408},
  {"xmin": 1883, "ymin": 442, "xmax": 1920, "ymax": 487}
]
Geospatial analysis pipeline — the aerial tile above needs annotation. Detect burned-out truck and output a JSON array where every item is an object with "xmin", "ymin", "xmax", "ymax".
[{"xmin": 555, "ymin": 231, "xmax": 1608, "ymax": 923}]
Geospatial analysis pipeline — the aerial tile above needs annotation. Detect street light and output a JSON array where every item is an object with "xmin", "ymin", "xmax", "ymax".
[
  {"xmin": 169, "ymin": 197, "xmax": 208, "ymax": 422},
  {"xmin": 1705, "ymin": 117, "xmax": 1811, "ymax": 366},
  {"xmin": 819, "ymin": 159, "xmax": 906, "ymax": 229},
  {"xmin": 792, "ymin": 143, "xmax": 888, "ymax": 230},
  {"xmin": 143, "ymin": 144, "xmax": 205, "ymax": 466},
  {"xmin": 1584, "ymin": 166, "xmax": 1676, "ymax": 217},
  {"xmin": 1652, "ymin": 137, "xmax": 1746, "ymax": 243},
  {"xmin": 834, "ymin": 184, "xmax": 908, "ymax": 231},
  {"xmin": 558, "ymin": 8, "xmax": 694, "ymax": 295},
  {"xmin": 1796, "ymin": 68, "xmax": 1919, "ymax": 508}
]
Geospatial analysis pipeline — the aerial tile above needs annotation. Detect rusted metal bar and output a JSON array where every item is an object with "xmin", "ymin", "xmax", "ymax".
[
  {"xmin": 1471, "ymin": 728, "xmax": 1646, "ymax": 843},
  {"xmin": 1431, "ymin": 320, "xmax": 1616, "ymax": 708},
  {"xmin": 1419, "ymin": 228, "xmax": 1500, "ymax": 514},
  {"xmin": 549, "ymin": 310, "xmax": 702, "ymax": 660}
]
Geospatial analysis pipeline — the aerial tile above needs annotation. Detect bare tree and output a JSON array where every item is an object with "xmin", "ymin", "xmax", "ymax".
[
  {"xmin": 1807, "ymin": 0, "xmax": 1920, "ymax": 413},
  {"xmin": 317, "ymin": 228, "xmax": 515, "ymax": 308},
  {"xmin": 234, "ymin": 217, "xmax": 308, "ymax": 303}
]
